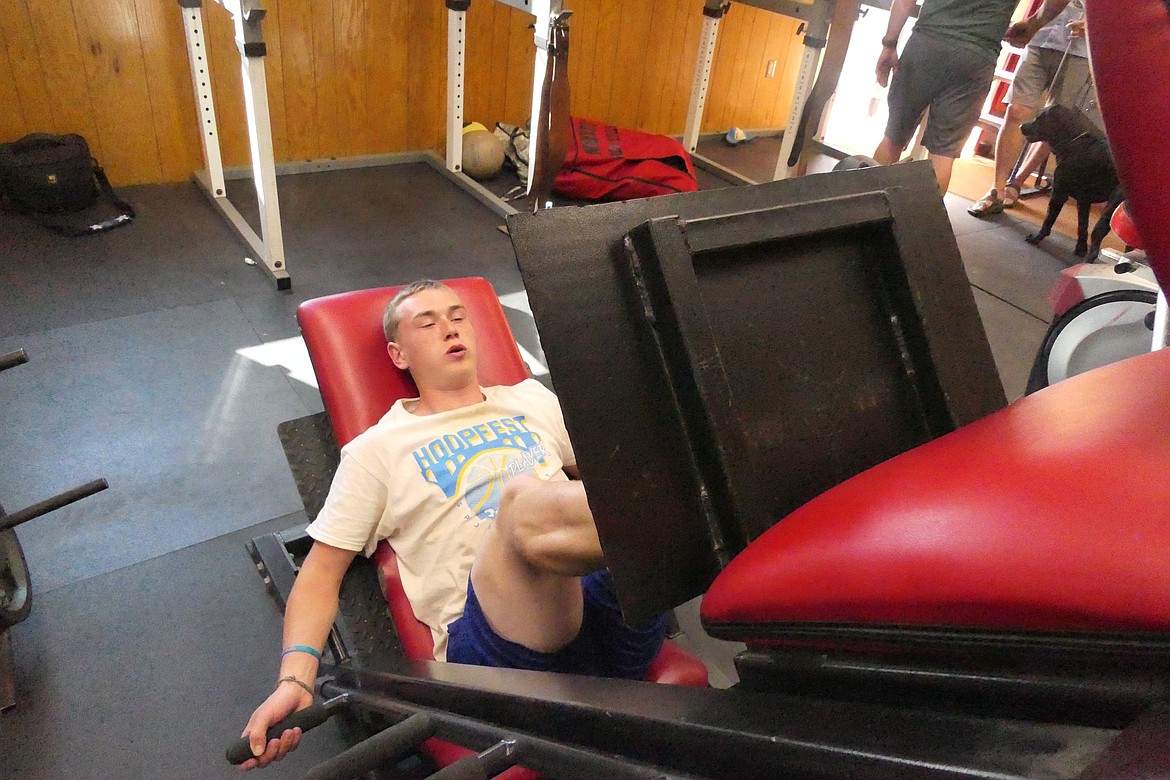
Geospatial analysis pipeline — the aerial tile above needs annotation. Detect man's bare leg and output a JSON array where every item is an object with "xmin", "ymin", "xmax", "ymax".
[
  {"xmin": 470, "ymin": 475, "xmax": 605, "ymax": 653},
  {"xmin": 928, "ymin": 152, "xmax": 955, "ymax": 194}
]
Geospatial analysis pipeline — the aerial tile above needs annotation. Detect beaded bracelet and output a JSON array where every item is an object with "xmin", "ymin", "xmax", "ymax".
[
  {"xmin": 281, "ymin": 644, "xmax": 322, "ymax": 660},
  {"xmin": 278, "ymin": 675, "xmax": 315, "ymax": 697}
]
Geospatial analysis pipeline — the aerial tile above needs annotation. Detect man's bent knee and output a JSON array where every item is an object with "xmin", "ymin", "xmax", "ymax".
[{"xmin": 495, "ymin": 477, "xmax": 601, "ymax": 576}]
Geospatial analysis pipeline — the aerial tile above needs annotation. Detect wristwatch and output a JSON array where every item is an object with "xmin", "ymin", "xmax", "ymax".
[{"xmin": 881, "ymin": 36, "xmax": 899, "ymax": 48}]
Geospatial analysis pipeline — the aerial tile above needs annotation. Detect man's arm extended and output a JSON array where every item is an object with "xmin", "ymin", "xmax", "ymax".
[
  {"xmin": 1004, "ymin": 0, "xmax": 1072, "ymax": 47},
  {"xmin": 239, "ymin": 541, "xmax": 358, "ymax": 770}
]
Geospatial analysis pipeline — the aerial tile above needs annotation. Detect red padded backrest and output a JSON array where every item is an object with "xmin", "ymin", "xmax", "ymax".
[
  {"xmin": 297, "ymin": 278, "xmax": 530, "ymax": 449},
  {"xmin": 1087, "ymin": 0, "xmax": 1170, "ymax": 292}
]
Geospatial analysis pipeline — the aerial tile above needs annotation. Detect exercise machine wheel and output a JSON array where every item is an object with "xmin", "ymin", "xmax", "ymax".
[{"xmin": 1026, "ymin": 289, "xmax": 1158, "ymax": 394}]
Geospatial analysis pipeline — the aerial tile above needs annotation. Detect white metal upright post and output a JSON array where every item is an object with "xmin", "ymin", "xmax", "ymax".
[
  {"xmin": 181, "ymin": 5, "xmax": 227, "ymax": 199},
  {"xmin": 683, "ymin": 6, "xmax": 725, "ymax": 157},
  {"xmin": 773, "ymin": 4, "xmax": 832, "ymax": 180},
  {"xmin": 1153, "ymin": 290, "xmax": 1169, "ymax": 351},
  {"xmin": 447, "ymin": 5, "xmax": 468, "ymax": 172},
  {"xmin": 179, "ymin": 0, "xmax": 289, "ymax": 289}
]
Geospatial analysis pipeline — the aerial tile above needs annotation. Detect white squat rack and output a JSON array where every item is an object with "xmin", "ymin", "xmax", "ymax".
[
  {"xmin": 683, "ymin": 0, "xmax": 835, "ymax": 184},
  {"xmin": 179, "ymin": 0, "xmax": 557, "ymax": 289}
]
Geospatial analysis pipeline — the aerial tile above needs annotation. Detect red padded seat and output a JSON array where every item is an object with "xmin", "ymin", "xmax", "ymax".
[{"xmin": 702, "ymin": 348, "xmax": 1170, "ymax": 649}]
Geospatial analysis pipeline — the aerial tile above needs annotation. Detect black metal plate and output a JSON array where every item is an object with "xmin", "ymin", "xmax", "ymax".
[{"xmin": 507, "ymin": 163, "xmax": 1005, "ymax": 624}]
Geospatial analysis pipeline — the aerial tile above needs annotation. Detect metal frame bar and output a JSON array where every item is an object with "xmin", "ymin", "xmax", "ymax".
[
  {"xmin": 180, "ymin": 0, "xmax": 290, "ymax": 290},
  {"xmin": 684, "ymin": 0, "xmax": 834, "ymax": 184},
  {"xmin": 311, "ymin": 663, "xmax": 1150, "ymax": 780},
  {"xmin": 444, "ymin": 0, "xmax": 551, "ymax": 213},
  {"xmin": 1152, "ymin": 289, "xmax": 1169, "ymax": 350}
]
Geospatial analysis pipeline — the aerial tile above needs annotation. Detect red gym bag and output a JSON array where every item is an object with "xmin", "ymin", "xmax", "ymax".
[{"xmin": 552, "ymin": 117, "xmax": 698, "ymax": 202}]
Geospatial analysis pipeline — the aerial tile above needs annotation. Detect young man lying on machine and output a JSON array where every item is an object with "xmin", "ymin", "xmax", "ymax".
[{"xmin": 239, "ymin": 280, "xmax": 667, "ymax": 770}]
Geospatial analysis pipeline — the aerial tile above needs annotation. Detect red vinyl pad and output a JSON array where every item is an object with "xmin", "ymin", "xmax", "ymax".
[
  {"xmin": 1087, "ymin": 0, "xmax": 1170, "ymax": 291},
  {"xmin": 702, "ymin": 348, "xmax": 1170, "ymax": 639},
  {"xmin": 1110, "ymin": 202, "xmax": 1143, "ymax": 251}
]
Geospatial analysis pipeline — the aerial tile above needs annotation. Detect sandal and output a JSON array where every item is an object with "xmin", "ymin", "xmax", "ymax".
[
  {"xmin": 967, "ymin": 189, "xmax": 1006, "ymax": 217},
  {"xmin": 1002, "ymin": 182, "xmax": 1021, "ymax": 208}
]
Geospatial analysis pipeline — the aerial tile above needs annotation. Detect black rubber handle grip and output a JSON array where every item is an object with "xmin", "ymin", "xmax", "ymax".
[
  {"xmin": 225, "ymin": 701, "xmax": 336, "ymax": 765},
  {"xmin": 0, "ymin": 349, "xmax": 28, "ymax": 372}
]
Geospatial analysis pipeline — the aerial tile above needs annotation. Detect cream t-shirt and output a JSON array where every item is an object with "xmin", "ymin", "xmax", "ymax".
[{"xmin": 306, "ymin": 379, "xmax": 575, "ymax": 660}]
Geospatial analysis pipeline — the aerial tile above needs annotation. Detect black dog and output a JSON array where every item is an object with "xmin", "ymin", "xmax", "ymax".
[{"xmin": 1019, "ymin": 104, "xmax": 1125, "ymax": 262}]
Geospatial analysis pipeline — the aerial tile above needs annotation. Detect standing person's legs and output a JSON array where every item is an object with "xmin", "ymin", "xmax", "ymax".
[
  {"xmin": 969, "ymin": 47, "xmax": 1057, "ymax": 216},
  {"xmin": 874, "ymin": 35, "xmax": 934, "ymax": 166},
  {"xmin": 918, "ymin": 44, "xmax": 996, "ymax": 195}
]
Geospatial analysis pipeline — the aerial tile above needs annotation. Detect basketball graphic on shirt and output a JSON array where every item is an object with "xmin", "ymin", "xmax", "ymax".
[{"xmin": 459, "ymin": 451, "xmax": 515, "ymax": 522}]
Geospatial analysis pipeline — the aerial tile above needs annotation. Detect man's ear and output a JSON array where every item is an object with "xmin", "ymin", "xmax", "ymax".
[{"xmin": 387, "ymin": 341, "xmax": 410, "ymax": 370}]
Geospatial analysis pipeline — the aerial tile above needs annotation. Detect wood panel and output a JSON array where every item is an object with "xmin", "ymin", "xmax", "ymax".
[
  {"xmin": 134, "ymin": 0, "xmax": 201, "ymax": 182},
  {"xmin": 367, "ymin": 1, "xmax": 411, "ymax": 153},
  {"xmin": 0, "ymin": 1, "xmax": 58, "ymax": 138},
  {"xmin": 70, "ymin": 0, "xmax": 164, "ymax": 184},
  {"xmin": 0, "ymin": 19, "xmax": 30, "ymax": 140},
  {"xmin": 406, "ymin": 0, "xmax": 446, "ymax": 153},
  {"xmin": 0, "ymin": 0, "xmax": 809, "ymax": 185}
]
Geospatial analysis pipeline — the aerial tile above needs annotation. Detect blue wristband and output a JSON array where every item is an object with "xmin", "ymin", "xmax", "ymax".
[{"xmin": 281, "ymin": 644, "xmax": 322, "ymax": 660}]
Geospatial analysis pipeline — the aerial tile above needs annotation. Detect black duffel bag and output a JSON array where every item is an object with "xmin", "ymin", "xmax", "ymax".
[{"xmin": 0, "ymin": 133, "xmax": 134, "ymax": 236}]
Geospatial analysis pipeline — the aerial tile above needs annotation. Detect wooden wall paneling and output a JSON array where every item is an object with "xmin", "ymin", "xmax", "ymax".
[
  {"xmin": 335, "ymin": 0, "xmax": 371, "ymax": 157},
  {"xmin": 662, "ymin": 0, "xmax": 704, "ymax": 135},
  {"xmin": 259, "ymin": 0, "xmax": 290, "ymax": 165},
  {"xmin": 705, "ymin": 3, "xmax": 750, "ymax": 132},
  {"xmin": 583, "ymin": 0, "xmax": 622, "ymax": 122},
  {"xmin": 366, "ymin": 0, "xmax": 410, "ymax": 153},
  {"xmin": 406, "ymin": 0, "xmax": 445, "ymax": 153},
  {"xmin": 463, "ymin": 1, "xmax": 499, "ymax": 130},
  {"xmin": 564, "ymin": 0, "xmax": 599, "ymax": 122},
  {"xmin": 485, "ymin": 2, "xmax": 517, "ymax": 129},
  {"xmin": 133, "ymin": 0, "xmax": 201, "ymax": 183},
  {"xmin": 204, "ymin": 3, "xmax": 249, "ymax": 169},
  {"xmin": 734, "ymin": 7, "xmax": 773, "ymax": 128},
  {"xmin": 608, "ymin": 0, "xmax": 656, "ymax": 130},
  {"xmin": 310, "ymin": 0, "xmax": 340, "ymax": 158},
  {"xmin": 0, "ymin": 1, "xmax": 58, "ymax": 137},
  {"xmin": 766, "ymin": 16, "xmax": 803, "ymax": 128},
  {"xmin": 20, "ymin": 1, "xmax": 103, "ymax": 153},
  {"xmin": 500, "ymin": 7, "xmax": 535, "ymax": 127},
  {"xmin": 0, "ymin": 34, "xmax": 27, "ymax": 141},
  {"xmin": 633, "ymin": 0, "xmax": 682, "ymax": 134},
  {"xmin": 276, "ymin": 0, "xmax": 321, "ymax": 162},
  {"xmin": 70, "ymin": 0, "xmax": 163, "ymax": 185},
  {"xmin": 721, "ymin": 6, "xmax": 763, "ymax": 131},
  {"xmin": 744, "ymin": 13, "xmax": 791, "ymax": 129}
]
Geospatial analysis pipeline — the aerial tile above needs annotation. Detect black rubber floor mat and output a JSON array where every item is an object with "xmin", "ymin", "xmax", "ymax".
[{"xmin": 277, "ymin": 412, "xmax": 339, "ymax": 522}]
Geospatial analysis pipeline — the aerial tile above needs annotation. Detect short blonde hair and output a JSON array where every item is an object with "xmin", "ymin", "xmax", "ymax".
[{"xmin": 382, "ymin": 279, "xmax": 452, "ymax": 342}]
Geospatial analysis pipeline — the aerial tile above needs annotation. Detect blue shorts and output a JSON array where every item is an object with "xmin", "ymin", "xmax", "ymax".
[{"xmin": 446, "ymin": 569, "xmax": 667, "ymax": 679}]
